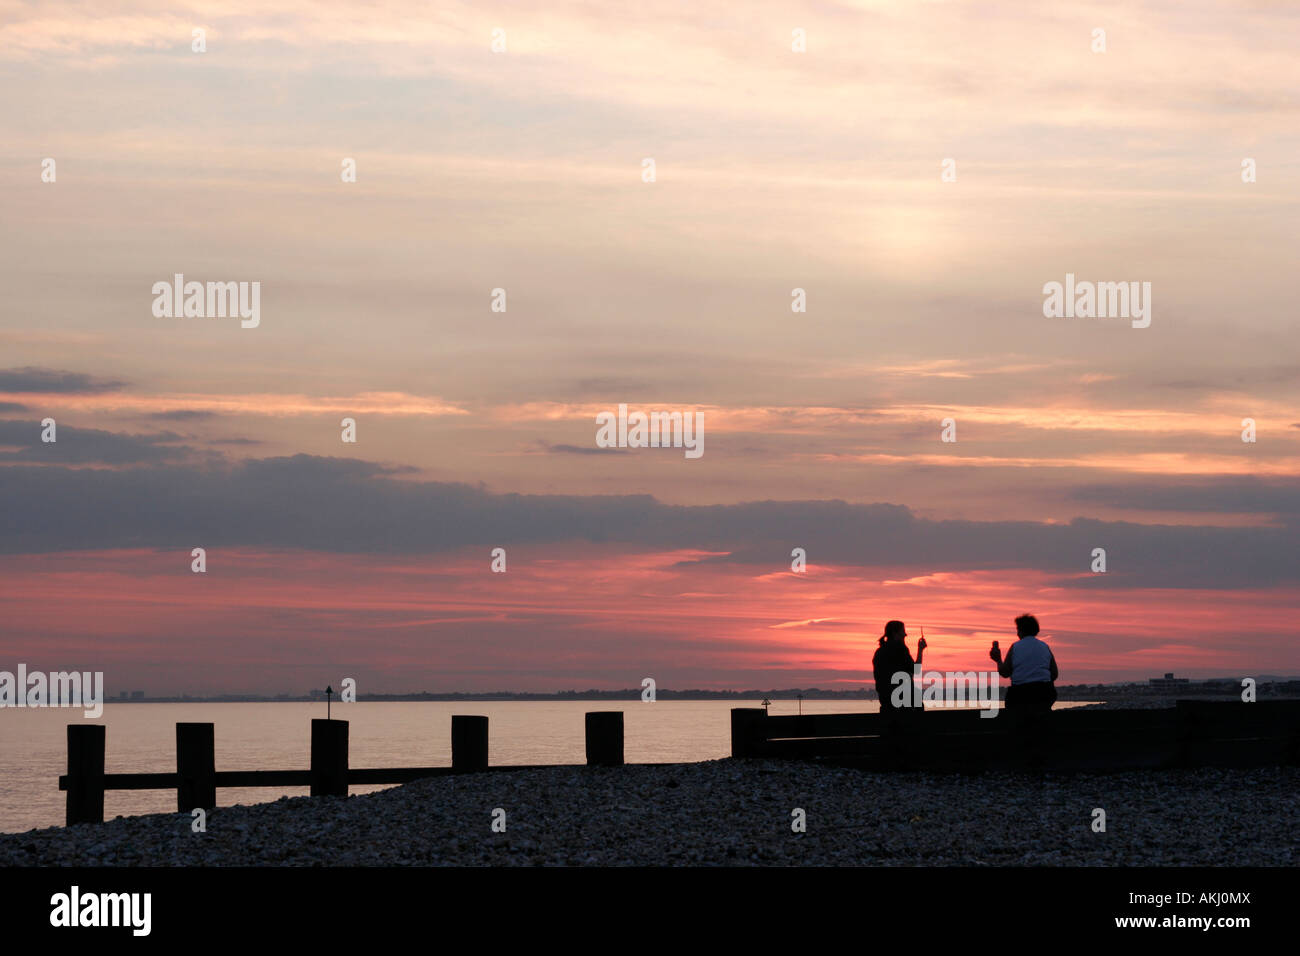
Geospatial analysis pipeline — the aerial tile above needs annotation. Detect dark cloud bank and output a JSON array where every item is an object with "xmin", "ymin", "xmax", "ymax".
[{"xmin": 1, "ymin": 454, "xmax": 1297, "ymax": 590}]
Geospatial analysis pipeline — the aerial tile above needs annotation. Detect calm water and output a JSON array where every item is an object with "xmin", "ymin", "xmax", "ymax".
[{"xmin": 0, "ymin": 699, "xmax": 1097, "ymax": 833}]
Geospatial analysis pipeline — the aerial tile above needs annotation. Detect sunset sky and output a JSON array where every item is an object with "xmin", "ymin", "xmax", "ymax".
[{"xmin": 2, "ymin": 1, "xmax": 1298, "ymax": 693}]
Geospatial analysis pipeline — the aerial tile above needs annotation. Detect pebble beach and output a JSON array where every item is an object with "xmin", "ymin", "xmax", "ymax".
[{"xmin": 1, "ymin": 759, "xmax": 1294, "ymax": 866}]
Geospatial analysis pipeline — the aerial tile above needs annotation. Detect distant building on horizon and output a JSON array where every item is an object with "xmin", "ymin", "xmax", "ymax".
[{"xmin": 1149, "ymin": 672, "xmax": 1190, "ymax": 690}]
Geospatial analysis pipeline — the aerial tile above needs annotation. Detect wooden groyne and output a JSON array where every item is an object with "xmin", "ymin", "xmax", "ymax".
[
  {"xmin": 59, "ymin": 701, "xmax": 1299, "ymax": 826},
  {"xmin": 731, "ymin": 700, "xmax": 1300, "ymax": 772},
  {"xmin": 60, "ymin": 710, "xmax": 628, "ymax": 825}
]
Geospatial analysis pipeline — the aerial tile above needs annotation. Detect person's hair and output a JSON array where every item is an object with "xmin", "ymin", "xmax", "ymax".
[
  {"xmin": 1015, "ymin": 614, "xmax": 1040, "ymax": 637},
  {"xmin": 884, "ymin": 620, "xmax": 906, "ymax": 640}
]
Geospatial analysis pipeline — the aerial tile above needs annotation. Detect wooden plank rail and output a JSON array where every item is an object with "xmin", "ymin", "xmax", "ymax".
[
  {"xmin": 59, "ymin": 765, "xmax": 601, "ymax": 791},
  {"xmin": 732, "ymin": 700, "xmax": 1300, "ymax": 772},
  {"xmin": 59, "ymin": 711, "xmax": 641, "ymax": 825}
]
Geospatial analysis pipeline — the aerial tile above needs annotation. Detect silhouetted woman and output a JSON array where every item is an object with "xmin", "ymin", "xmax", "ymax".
[{"xmin": 873, "ymin": 620, "xmax": 926, "ymax": 713}]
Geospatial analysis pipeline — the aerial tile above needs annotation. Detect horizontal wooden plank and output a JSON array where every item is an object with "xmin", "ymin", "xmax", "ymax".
[
  {"xmin": 59, "ymin": 763, "xmax": 640, "ymax": 792},
  {"xmin": 762, "ymin": 709, "xmax": 1004, "ymax": 739},
  {"xmin": 216, "ymin": 770, "xmax": 312, "ymax": 787},
  {"xmin": 1180, "ymin": 737, "xmax": 1295, "ymax": 768},
  {"xmin": 1051, "ymin": 709, "xmax": 1179, "ymax": 730},
  {"xmin": 57, "ymin": 773, "xmax": 177, "ymax": 791},
  {"xmin": 767, "ymin": 723, "xmax": 1297, "ymax": 772},
  {"xmin": 757, "ymin": 703, "xmax": 1296, "ymax": 744},
  {"xmin": 806, "ymin": 729, "xmax": 1184, "ymax": 772},
  {"xmin": 900, "ymin": 709, "xmax": 1004, "ymax": 731},
  {"xmin": 762, "ymin": 713, "xmax": 879, "ymax": 738},
  {"xmin": 1176, "ymin": 699, "xmax": 1300, "ymax": 735},
  {"xmin": 762, "ymin": 736, "xmax": 886, "ymax": 758},
  {"xmin": 347, "ymin": 767, "xmax": 450, "ymax": 784}
]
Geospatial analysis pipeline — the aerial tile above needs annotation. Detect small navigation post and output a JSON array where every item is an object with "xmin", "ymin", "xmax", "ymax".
[{"xmin": 325, "ymin": 685, "xmax": 333, "ymax": 720}]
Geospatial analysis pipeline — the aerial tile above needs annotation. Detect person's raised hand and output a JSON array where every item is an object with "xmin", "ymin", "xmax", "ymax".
[{"xmin": 917, "ymin": 637, "xmax": 927, "ymax": 652}]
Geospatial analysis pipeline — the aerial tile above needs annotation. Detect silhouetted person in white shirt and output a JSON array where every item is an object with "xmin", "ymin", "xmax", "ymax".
[{"xmin": 989, "ymin": 614, "xmax": 1058, "ymax": 713}]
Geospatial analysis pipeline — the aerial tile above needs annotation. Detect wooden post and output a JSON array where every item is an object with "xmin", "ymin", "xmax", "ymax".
[
  {"xmin": 585, "ymin": 711, "xmax": 624, "ymax": 767},
  {"xmin": 176, "ymin": 722, "xmax": 216, "ymax": 812},
  {"xmin": 451, "ymin": 715, "xmax": 489, "ymax": 771},
  {"xmin": 731, "ymin": 707, "xmax": 767, "ymax": 758},
  {"xmin": 66, "ymin": 724, "xmax": 105, "ymax": 826},
  {"xmin": 310, "ymin": 718, "xmax": 348, "ymax": 796}
]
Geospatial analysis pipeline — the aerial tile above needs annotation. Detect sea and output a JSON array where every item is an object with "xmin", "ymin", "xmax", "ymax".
[{"xmin": 0, "ymin": 699, "xmax": 1098, "ymax": 833}]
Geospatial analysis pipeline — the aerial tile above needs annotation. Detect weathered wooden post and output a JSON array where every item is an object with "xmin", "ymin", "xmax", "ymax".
[
  {"xmin": 66, "ymin": 724, "xmax": 105, "ymax": 825},
  {"xmin": 731, "ymin": 707, "xmax": 767, "ymax": 758},
  {"xmin": 585, "ymin": 711, "xmax": 624, "ymax": 766},
  {"xmin": 176, "ymin": 722, "xmax": 216, "ymax": 812},
  {"xmin": 310, "ymin": 718, "xmax": 349, "ymax": 796},
  {"xmin": 451, "ymin": 715, "xmax": 489, "ymax": 771}
]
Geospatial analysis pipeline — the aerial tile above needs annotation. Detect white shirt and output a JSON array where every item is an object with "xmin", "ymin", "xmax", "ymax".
[{"xmin": 1007, "ymin": 635, "xmax": 1053, "ymax": 684}]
